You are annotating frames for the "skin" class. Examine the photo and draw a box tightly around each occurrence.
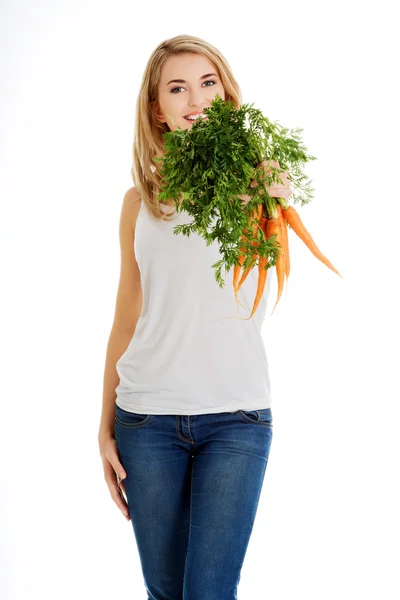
[152,52,227,131]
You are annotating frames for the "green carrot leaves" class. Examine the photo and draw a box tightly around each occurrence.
[154,94,317,288]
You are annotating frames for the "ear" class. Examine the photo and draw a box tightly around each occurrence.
[150,100,165,123]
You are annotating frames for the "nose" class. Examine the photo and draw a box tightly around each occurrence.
[188,89,208,108]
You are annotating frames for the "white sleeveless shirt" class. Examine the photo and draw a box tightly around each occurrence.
[115,199,274,415]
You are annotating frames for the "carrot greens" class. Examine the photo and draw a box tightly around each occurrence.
[154,95,341,318]
[155,95,315,288]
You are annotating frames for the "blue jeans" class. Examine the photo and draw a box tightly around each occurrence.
[115,405,273,600]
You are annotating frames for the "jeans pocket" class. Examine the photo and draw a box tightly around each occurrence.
[238,408,273,427]
[115,405,153,428]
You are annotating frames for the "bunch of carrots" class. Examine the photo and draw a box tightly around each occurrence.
[232,164,343,321]
[155,95,343,320]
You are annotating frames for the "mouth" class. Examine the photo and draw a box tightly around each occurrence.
[183,113,208,122]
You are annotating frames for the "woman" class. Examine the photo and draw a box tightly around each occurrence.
[98,34,291,599]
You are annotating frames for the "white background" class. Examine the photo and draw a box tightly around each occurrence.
[1,1,399,598]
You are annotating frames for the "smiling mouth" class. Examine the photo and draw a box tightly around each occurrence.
[183,114,208,121]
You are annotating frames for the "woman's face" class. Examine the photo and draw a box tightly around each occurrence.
[153,52,227,131]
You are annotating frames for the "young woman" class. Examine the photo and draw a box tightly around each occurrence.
[98,34,291,600]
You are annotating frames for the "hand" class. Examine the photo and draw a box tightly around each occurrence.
[99,433,130,521]
[238,159,292,206]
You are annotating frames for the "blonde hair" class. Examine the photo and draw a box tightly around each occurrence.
[131,34,243,221]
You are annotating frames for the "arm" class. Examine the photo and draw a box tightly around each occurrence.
[98,186,143,442]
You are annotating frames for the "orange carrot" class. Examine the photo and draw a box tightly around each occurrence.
[282,205,343,278]
[233,203,263,306]
[235,205,263,289]
[215,200,342,325]
[233,233,249,310]
[215,213,271,323]
[266,214,286,314]
[235,216,268,305]
[232,217,270,321]
[241,255,269,320]
[276,204,290,281]
[237,239,260,289]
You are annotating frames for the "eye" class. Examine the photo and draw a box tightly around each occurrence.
[170,80,217,93]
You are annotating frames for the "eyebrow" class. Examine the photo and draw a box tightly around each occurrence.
[166,73,218,86]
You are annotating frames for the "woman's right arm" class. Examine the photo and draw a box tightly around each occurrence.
[98,186,142,520]
[98,186,143,441]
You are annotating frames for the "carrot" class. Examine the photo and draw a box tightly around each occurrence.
[233,204,263,306]
[282,205,343,278]
[235,216,267,309]
[244,207,289,317]
[276,204,290,281]
[238,208,286,320]
[233,233,249,310]
[237,239,260,289]
[266,214,286,314]
[213,211,276,323]
[241,243,270,320]
[228,217,270,322]
[215,199,342,325]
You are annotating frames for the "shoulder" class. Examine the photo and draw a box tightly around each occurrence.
[122,186,142,228]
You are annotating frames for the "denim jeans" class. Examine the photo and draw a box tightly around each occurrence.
[115,404,273,600]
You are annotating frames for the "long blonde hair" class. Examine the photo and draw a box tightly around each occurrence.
[131,34,242,221]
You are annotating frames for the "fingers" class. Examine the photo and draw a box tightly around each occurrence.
[102,441,131,521]
[243,160,291,203]
[237,192,252,206]
[105,460,131,521]
[255,160,292,199]
[268,185,292,200]
[269,169,292,198]
[257,159,279,169]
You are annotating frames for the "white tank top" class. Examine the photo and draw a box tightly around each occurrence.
[115,199,274,415]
